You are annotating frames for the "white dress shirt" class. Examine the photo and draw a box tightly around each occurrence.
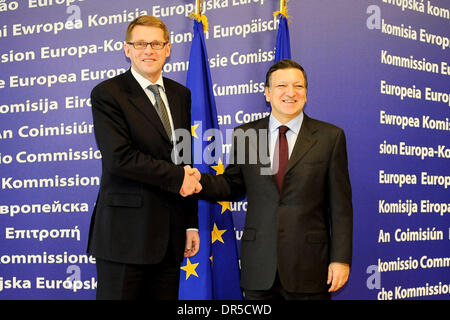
[130,67,176,143]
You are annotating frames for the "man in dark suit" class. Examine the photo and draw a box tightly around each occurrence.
[187,59,353,300]
[87,15,200,300]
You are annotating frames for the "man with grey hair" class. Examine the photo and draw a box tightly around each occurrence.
[188,59,353,300]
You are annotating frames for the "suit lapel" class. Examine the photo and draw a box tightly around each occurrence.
[251,117,278,189]
[163,78,182,130]
[261,117,271,162]
[253,117,271,168]
[123,70,171,143]
[285,114,318,174]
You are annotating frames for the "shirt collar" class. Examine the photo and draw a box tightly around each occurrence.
[130,67,165,92]
[269,112,304,134]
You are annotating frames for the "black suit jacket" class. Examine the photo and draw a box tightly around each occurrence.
[87,69,198,265]
[200,114,353,293]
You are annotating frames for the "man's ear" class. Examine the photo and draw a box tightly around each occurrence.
[264,87,270,102]
[124,42,131,58]
[165,43,172,58]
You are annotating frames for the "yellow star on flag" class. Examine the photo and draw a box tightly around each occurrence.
[211,223,226,244]
[191,124,200,139]
[218,201,231,214]
[211,158,225,175]
[180,258,199,280]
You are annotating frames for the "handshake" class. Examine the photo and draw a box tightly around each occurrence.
[179,165,202,197]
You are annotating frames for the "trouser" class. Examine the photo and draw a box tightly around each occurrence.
[95,246,180,300]
[244,272,331,300]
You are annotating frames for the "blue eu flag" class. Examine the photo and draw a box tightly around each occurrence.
[178,19,243,300]
[275,13,291,61]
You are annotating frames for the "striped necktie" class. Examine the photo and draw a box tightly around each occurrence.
[147,84,172,140]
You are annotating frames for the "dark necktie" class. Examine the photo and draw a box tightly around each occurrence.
[274,125,289,192]
[147,84,173,140]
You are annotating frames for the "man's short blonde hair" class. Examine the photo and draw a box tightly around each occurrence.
[125,15,170,42]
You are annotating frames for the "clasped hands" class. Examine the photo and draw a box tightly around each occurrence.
[179,165,202,197]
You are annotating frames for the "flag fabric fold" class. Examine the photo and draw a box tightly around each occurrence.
[274,13,291,61]
[178,19,242,300]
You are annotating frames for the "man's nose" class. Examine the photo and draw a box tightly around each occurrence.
[143,44,155,54]
[285,85,295,96]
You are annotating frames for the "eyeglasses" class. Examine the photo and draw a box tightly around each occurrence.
[126,41,168,50]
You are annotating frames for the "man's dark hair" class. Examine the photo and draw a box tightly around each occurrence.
[265,59,308,89]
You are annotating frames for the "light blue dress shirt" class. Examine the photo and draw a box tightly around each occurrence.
[268,112,304,170]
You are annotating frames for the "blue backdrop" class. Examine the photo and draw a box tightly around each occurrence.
[0,0,449,300]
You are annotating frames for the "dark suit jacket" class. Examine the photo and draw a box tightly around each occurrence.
[87,69,198,265]
[200,114,352,293]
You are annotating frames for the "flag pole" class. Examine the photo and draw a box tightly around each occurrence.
[195,0,201,15]
[190,0,208,32]
[275,0,289,22]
